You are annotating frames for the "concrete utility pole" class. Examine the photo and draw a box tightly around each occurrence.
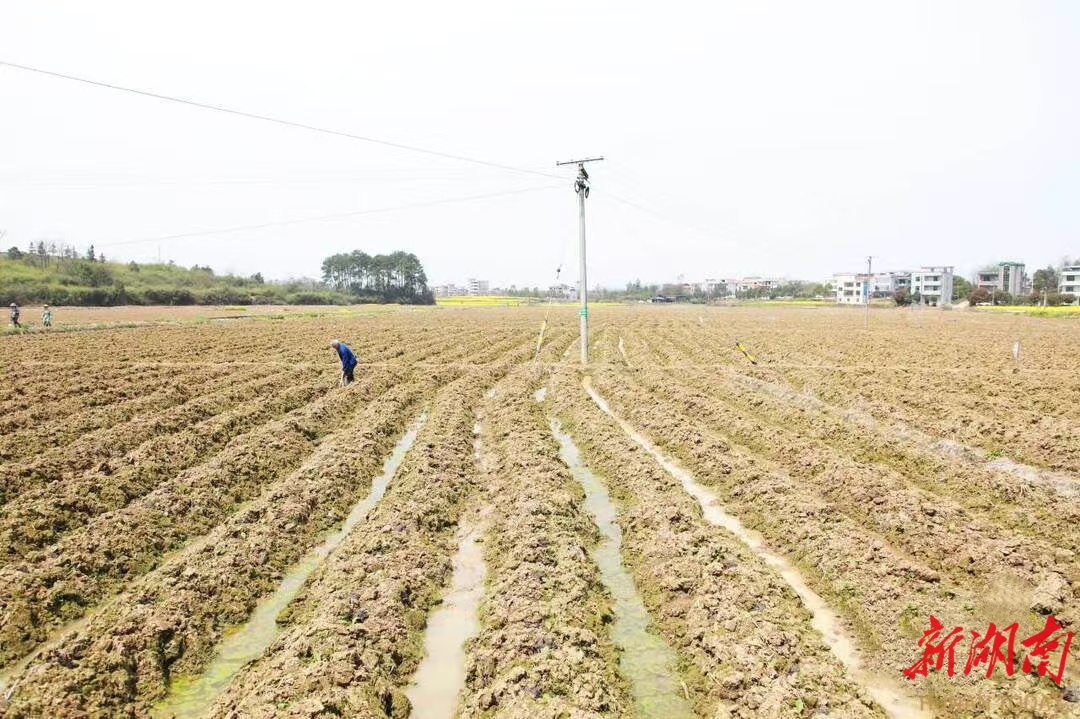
[556,156,604,365]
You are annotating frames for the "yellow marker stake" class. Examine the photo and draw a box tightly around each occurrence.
[735,340,758,365]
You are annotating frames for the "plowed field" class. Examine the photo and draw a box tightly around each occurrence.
[0,306,1076,718]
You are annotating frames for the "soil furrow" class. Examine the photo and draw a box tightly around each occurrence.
[0,364,286,516]
[588,366,1072,714]
[204,368,500,718]
[0,367,308,561]
[0,367,406,669]
[0,375,444,718]
[627,367,1078,608]
[456,367,632,718]
[549,367,883,718]
[0,365,192,465]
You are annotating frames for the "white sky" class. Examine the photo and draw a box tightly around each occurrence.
[1,1,1078,288]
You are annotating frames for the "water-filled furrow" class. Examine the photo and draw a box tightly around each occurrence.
[583,378,924,719]
[150,413,426,718]
[550,418,694,719]
[403,523,487,719]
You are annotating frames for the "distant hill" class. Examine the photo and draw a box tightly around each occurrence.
[1,246,431,306]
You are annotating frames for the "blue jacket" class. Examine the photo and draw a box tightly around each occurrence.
[336,342,357,370]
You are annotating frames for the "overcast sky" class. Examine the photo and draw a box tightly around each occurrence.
[2,1,1078,288]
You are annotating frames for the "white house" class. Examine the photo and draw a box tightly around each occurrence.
[466,278,490,295]
[433,283,468,297]
[549,282,576,299]
[911,266,954,306]
[834,273,871,305]
[1061,265,1080,301]
[734,277,784,296]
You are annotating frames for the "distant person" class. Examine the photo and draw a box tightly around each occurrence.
[9,303,20,328]
[330,339,357,386]
[41,304,53,328]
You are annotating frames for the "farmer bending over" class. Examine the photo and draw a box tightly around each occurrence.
[331,339,358,386]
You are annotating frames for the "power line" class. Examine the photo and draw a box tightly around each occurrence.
[98,185,559,248]
[0,172,526,188]
[0,60,564,181]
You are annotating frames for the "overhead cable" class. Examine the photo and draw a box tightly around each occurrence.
[0,60,564,181]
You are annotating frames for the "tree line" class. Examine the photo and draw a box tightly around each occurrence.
[1,245,346,306]
[320,251,433,304]
[2,241,435,307]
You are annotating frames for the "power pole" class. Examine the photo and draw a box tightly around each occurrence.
[556,156,604,365]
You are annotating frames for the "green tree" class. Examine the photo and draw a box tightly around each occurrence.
[952,276,971,301]
[6,246,23,260]
[894,287,911,306]
[319,250,432,303]
[1032,266,1058,293]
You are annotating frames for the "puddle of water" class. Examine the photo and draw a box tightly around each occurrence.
[550,419,694,719]
[404,524,486,719]
[582,380,927,719]
[151,413,426,719]
[534,386,547,402]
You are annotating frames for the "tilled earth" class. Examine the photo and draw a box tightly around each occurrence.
[0,305,1076,718]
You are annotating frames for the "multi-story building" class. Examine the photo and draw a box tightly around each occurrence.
[1061,265,1080,301]
[693,278,726,296]
[871,271,911,297]
[911,266,954,306]
[734,277,784,296]
[549,282,576,299]
[466,278,490,295]
[833,273,871,305]
[973,262,1025,296]
[433,283,468,297]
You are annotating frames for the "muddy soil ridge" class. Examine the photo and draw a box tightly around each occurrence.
[1,306,1076,717]
[204,367,507,718]
[0,377,439,717]
[456,366,633,718]
[552,368,884,718]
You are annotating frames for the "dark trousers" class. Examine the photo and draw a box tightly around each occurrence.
[343,365,355,384]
